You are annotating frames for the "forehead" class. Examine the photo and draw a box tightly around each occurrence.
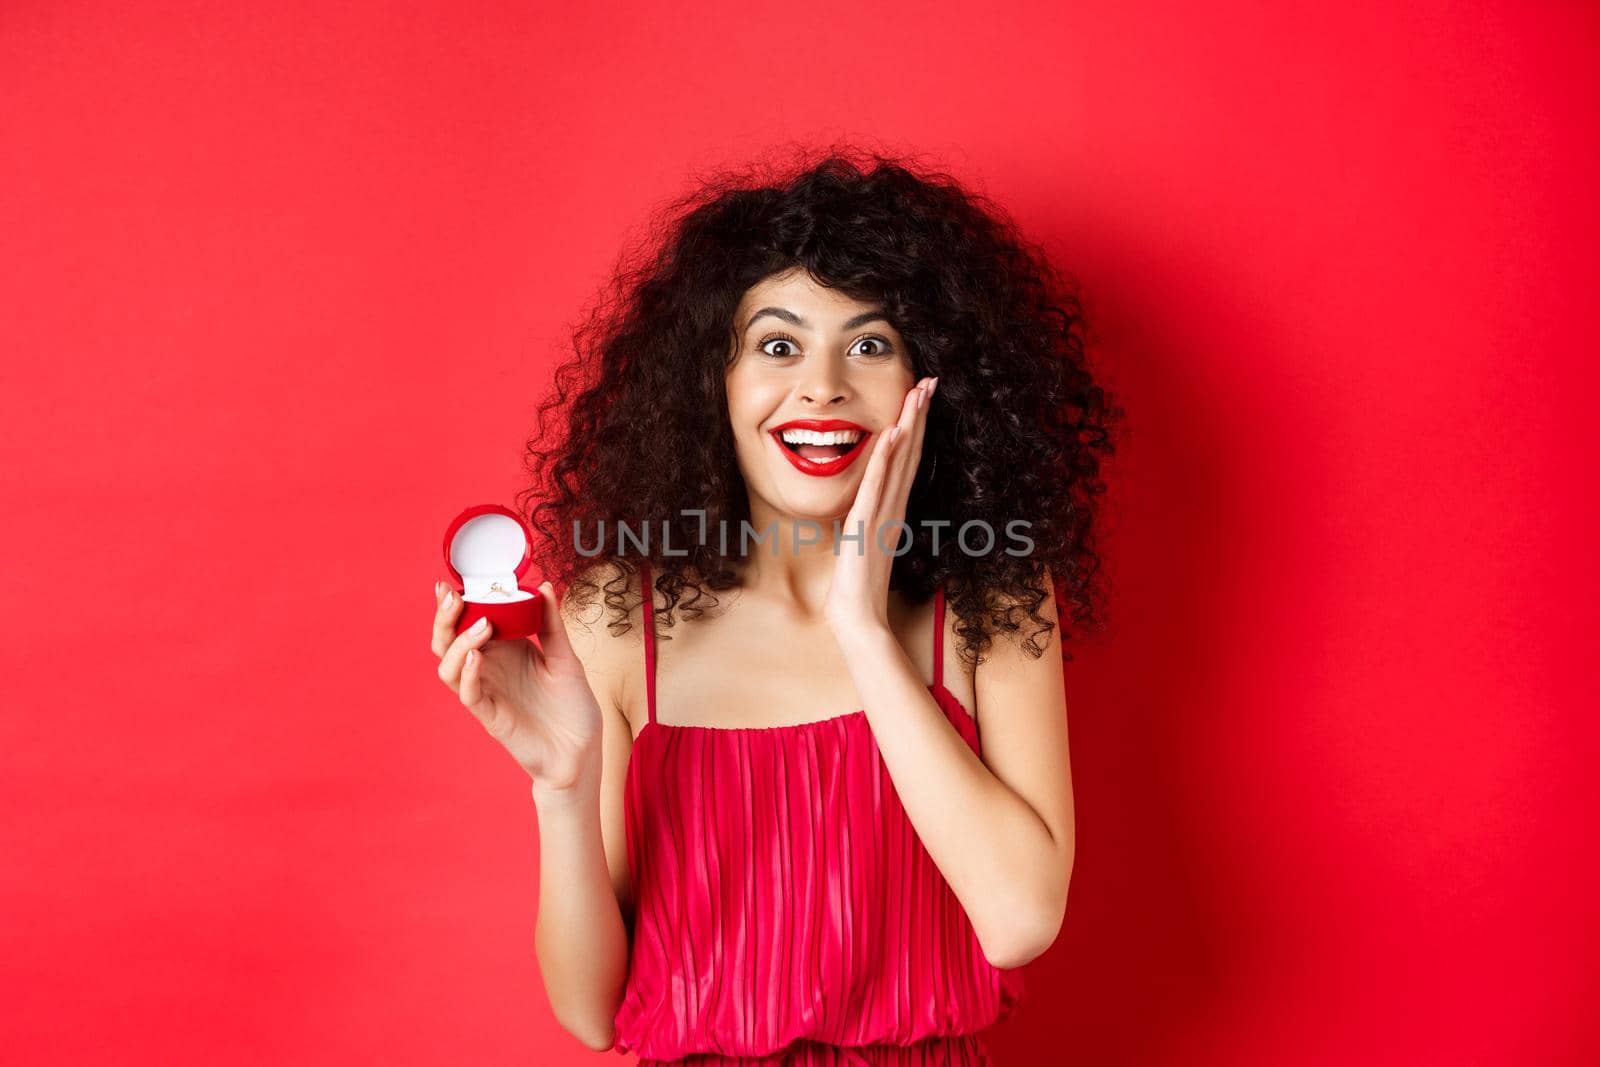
[734,269,884,327]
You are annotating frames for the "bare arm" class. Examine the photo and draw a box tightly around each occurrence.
[530,734,630,1049]
[824,378,1075,969]
[430,572,637,1051]
[836,571,1075,969]
[529,580,637,1050]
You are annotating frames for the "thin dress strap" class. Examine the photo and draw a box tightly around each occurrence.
[640,560,657,725]
[932,584,945,691]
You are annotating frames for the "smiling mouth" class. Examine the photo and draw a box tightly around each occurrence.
[769,424,871,476]
[777,433,864,462]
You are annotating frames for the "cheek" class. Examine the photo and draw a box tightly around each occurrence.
[867,378,915,422]
[723,370,749,419]
[725,370,781,431]
[723,385,755,436]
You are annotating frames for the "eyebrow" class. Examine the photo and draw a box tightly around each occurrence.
[744,306,893,333]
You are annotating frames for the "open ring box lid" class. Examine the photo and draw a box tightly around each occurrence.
[442,504,543,641]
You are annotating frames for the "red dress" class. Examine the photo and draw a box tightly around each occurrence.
[612,563,1027,1065]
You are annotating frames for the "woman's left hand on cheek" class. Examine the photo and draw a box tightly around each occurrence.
[824,375,938,636]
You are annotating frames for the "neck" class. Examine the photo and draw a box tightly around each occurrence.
[737,497,862,616]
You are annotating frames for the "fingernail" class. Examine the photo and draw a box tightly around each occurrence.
[470,616,489,633]
[435,580,444,600]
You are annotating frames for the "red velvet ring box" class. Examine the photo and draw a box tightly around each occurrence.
[442,504,543,641]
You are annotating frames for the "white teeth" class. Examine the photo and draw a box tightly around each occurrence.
[778,428,863,446]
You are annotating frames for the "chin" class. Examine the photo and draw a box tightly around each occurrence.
[758,476,857,525]
[778,490,854,524]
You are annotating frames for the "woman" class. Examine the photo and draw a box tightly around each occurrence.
[430,149,1120,1064]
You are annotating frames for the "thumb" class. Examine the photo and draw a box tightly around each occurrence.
[533,580,577,663]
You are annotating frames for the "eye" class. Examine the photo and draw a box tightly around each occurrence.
[853,335,895,358]
[754,332,897,359]
[757,331,801,358]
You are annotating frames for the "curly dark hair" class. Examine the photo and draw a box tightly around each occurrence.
[516,144,1123,667]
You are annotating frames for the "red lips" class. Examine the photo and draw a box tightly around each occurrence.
[768,419,872,478]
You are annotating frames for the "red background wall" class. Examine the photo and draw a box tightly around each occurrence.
[2,2,1593,1063]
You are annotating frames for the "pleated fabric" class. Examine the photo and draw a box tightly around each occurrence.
[612,563,1027,1065]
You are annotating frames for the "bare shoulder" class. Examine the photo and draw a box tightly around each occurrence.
[970,565,1074,880]
[978,567,1062,655]
[558,560,648,738]
[558,560,650,923]
[971,567,1070,762]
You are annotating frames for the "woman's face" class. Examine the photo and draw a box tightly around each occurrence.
[725,268,916,523]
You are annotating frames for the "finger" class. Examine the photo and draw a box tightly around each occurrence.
[897,377,936,501]
[431,585,464,658]
[459,646,483,706]
[458,647,500,732]
[531,580,576,665]
[847,381,922,536]
[848,424,900,544]
[437,614,496,693]
[909,376,935,460]
[879,379,932,517]
[883,436,922,523]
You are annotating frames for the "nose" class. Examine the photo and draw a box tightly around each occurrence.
[798,357,849,407]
